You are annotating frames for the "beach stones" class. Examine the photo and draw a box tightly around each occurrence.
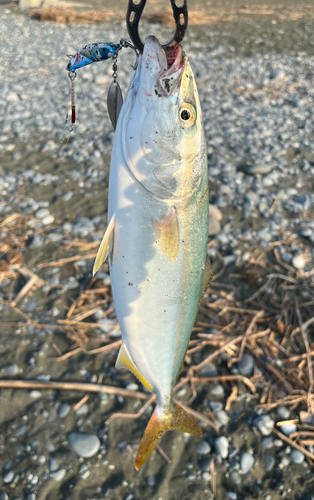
[68,432,100,458]
[237,354,255,376]
[214,436,229,458]
[240,452,254,474]
[196,441,211,456]
[254,415,274,436]
[58,403,71,418]
[291,449,305,464]
[265,454,275,471]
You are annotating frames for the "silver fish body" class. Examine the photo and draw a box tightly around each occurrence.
[94,35,210,468]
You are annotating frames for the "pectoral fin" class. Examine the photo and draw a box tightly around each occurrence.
[93,216,115,276]
[154,207,179,262]
[116,343,152,392]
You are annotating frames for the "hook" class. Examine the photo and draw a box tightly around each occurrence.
[126,0,188,53]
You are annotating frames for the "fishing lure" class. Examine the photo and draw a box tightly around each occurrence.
[67,42,120,72]
[66,40,137,129]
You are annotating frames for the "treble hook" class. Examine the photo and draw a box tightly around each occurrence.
[126,0,188,54]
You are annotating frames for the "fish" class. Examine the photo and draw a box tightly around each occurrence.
[93,35,211,469]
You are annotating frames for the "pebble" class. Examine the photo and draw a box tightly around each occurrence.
[4,364,19,376]
[75,404,89,416]
[276,406,291,420]
[211,384,224,396]
[42,214,55,225]
[63,191,73,201]
[49,456,59,472]
[145,476,156,487]
[0,492,9,500]
[265,454,275,471]
[125,383,139,392]
[254,415,274,436]
[196,441,211,456]
[208,204,223,221]
[292,255,306,270]
[64,277,79,290]
[281,456,289,467]
[237,164,273,175]
[26,494,36,500]
[6,91,19,101]
[214,436,229,458]
[237,353,255,376]
[29,390,42,399]
[208,216,221,236]
[3,470,14,483]
[291,449,305,464]
[202,471,211,482]
[68,432,100,458]
[208,401,223,412]
[58,403,71,418]
[228,493,237,500]
[280,423,297,435]
[240,452,254,474]
[35,208,50,219]
[50,469,67,481]
[199,458,211,471]
[201,363,218,377]
[215,410,229,428]
[229,470,241,486]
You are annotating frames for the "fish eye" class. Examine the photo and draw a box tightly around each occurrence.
[179,103,196,127]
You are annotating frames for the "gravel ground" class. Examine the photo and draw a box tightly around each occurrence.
[0,3,314,500]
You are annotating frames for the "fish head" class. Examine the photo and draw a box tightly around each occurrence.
[123,35,206,199]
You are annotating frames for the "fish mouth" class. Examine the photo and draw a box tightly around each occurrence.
[141,35,185,97]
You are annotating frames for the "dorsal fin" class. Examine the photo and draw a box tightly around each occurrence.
[93,215,115,276]
[116,343,153,392]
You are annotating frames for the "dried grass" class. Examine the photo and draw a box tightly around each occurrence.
[31,7,107,25]
[1,206,314,463]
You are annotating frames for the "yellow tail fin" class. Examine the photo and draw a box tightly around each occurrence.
[135,402,202,470]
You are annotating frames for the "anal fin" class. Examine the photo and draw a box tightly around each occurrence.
[116,343,152,392]
[93,215,115,276]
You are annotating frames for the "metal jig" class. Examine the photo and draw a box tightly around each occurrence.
[126,0,188,54]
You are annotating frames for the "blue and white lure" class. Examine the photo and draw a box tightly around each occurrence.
[66,39,137,129]
[67,42,120,72]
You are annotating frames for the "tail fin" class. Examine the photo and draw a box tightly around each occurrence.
[135,402,202,470]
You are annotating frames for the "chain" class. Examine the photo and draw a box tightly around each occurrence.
[112,53,118,83]
[68,70,77,124]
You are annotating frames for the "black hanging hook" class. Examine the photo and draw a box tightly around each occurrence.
[126,0,188,54]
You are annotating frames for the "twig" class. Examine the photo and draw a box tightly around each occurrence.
[296,306,314,413]
[0,296,33,322]
[210,460,216,495]
[73,394,89,412]
[225,386,238,412]
[83,340,122,356]
[156,445,172,465]
[192,375,256,394]
[0,379,147,399]
[36,252,97,268]
[11,275,38,308]
[231,310,264,365]
[273,429,314,461]
[106,395,156,424]
[178,402,219,434]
